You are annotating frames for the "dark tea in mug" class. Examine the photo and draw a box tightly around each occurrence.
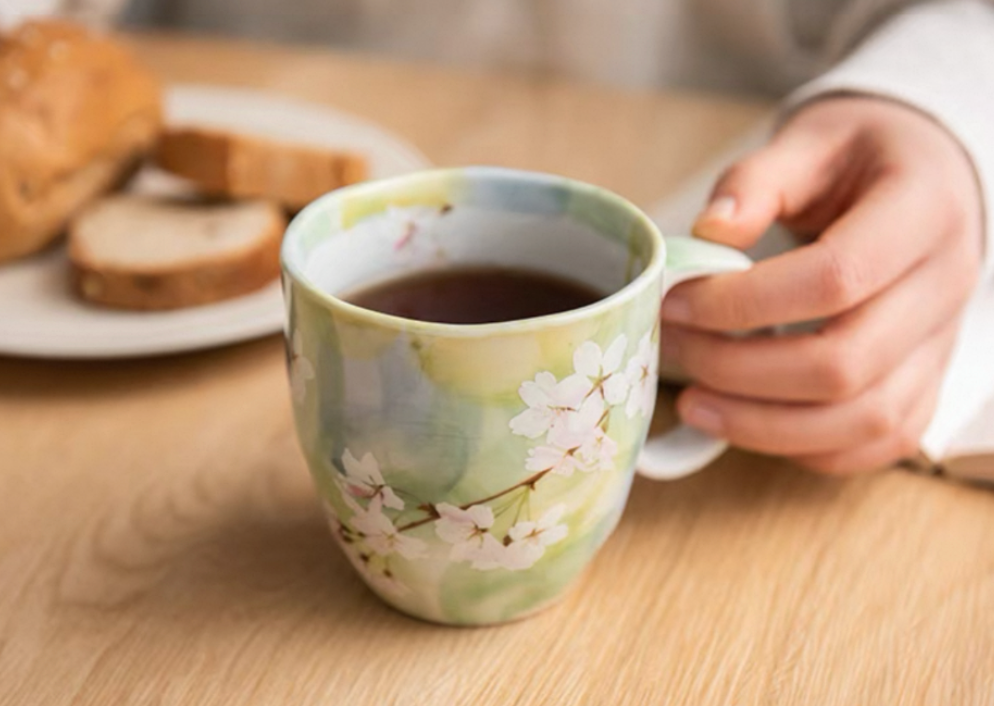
[346,266,605,324]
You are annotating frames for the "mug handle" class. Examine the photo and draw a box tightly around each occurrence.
[637,237,753,480]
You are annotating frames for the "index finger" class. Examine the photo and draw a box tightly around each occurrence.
[661,175,948,331]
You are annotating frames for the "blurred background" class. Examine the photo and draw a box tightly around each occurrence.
[1,0,833,96]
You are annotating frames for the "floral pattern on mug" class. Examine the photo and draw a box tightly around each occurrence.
[320,329,659,595]
[281,167,685,624]
[625,332,659,419]
[337,449,405,510]
[513,333,650,478]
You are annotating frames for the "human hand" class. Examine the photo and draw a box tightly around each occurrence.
[661,96,984,474]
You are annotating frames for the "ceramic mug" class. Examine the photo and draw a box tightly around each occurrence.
[281,167,751,625]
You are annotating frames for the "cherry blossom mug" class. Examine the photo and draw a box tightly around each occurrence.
[281,167,750,625]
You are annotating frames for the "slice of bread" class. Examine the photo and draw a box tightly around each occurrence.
[155,127,368,212]
[0,20,163,264]
[69,195,286,310]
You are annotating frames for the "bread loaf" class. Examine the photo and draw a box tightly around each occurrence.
[0,21,163,263]
[69,195,286,310]
[155,127,367,212]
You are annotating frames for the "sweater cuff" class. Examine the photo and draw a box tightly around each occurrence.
[784,0,994,276]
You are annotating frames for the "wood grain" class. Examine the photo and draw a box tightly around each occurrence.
[2,33,993,706]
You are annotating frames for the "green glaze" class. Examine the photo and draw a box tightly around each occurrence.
[282,168,665,625]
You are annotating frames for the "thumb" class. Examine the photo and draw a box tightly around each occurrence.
[692,129,840,249]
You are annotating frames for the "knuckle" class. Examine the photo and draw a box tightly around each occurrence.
[815,244,869,313]
[812,341,865,399]
[861,401,900,440]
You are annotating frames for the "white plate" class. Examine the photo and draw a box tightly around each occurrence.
[0,84,431,359]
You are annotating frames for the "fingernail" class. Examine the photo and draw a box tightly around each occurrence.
[661,292,691,323]
[682,398,725,435]
[699,196,737,223]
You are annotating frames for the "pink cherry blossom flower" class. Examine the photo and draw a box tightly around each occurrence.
[525,421,594,476]
[625,332,658,419]
[350,497,426,560]
[503,504,569,570]
[526,394,613,476]
[434,503,508,570]
[337,449,404,510]
[454,532,508,570]
[509,371,589,438]
[572,335,629,405]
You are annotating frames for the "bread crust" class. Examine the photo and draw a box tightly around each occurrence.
[69,199,286,310]
[0,21,163,264]
[155,127,368,211]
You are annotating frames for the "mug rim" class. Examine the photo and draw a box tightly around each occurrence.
[280,166,666,337]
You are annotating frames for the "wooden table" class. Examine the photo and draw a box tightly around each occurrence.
[2,34,993,706]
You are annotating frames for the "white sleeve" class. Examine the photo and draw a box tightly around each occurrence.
[784,0,994,474]
[785,0,994,276]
